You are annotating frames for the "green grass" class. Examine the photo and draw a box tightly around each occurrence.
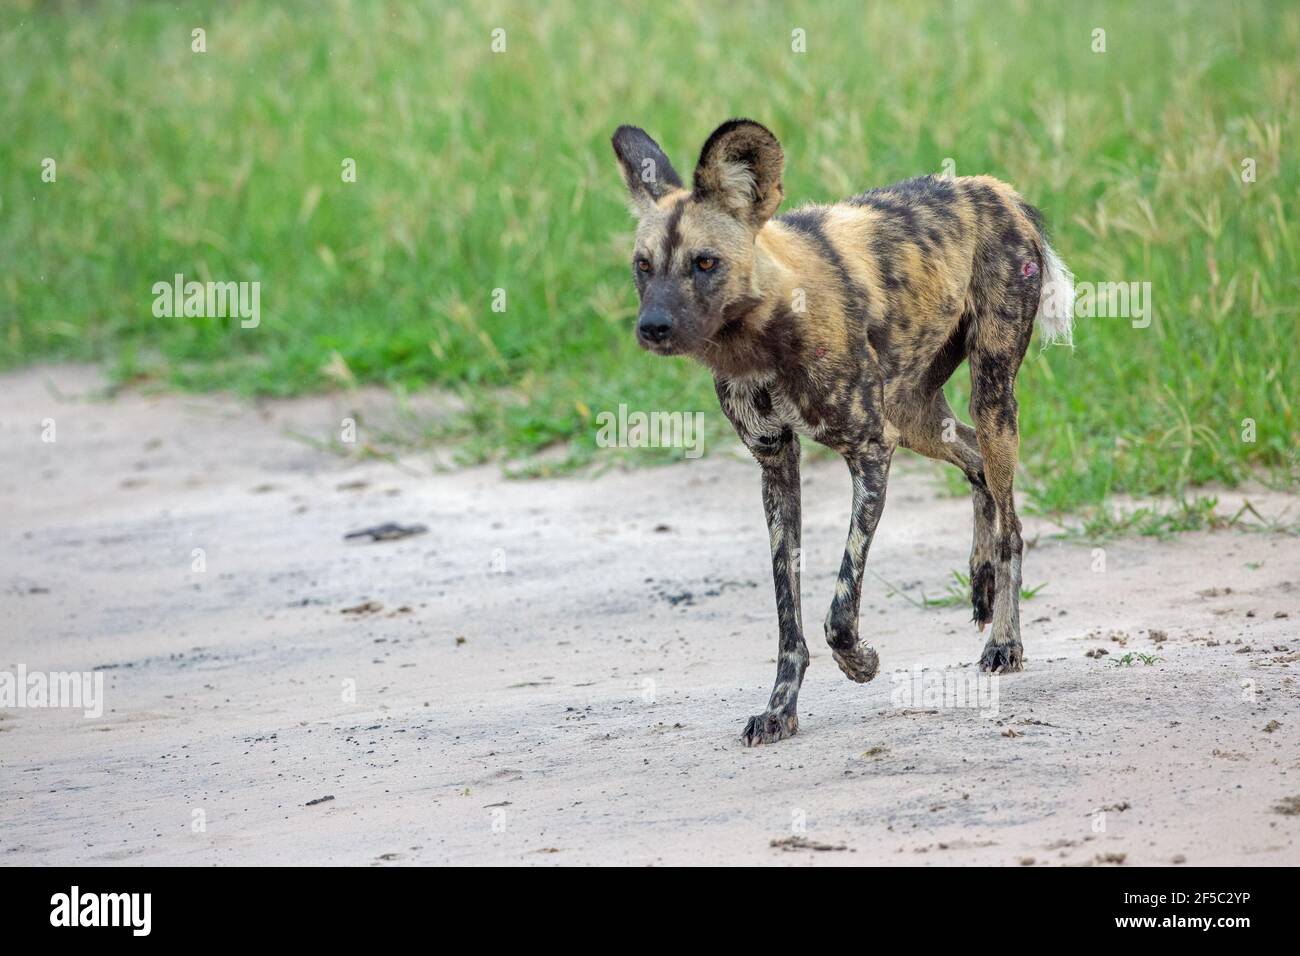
[2,0,1296,513]
[1048,494,1300,540]
[871,569,1045,609]
[1111,652,1162,667]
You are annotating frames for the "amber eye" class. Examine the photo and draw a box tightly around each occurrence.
[636,259,651,273]
[695,257,716,272]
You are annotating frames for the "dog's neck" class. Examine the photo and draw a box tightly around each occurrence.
[694,226,800,381]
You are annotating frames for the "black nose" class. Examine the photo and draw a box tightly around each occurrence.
[638,311,673,343]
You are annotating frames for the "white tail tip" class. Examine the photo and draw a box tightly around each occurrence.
[1037,243,1075,347]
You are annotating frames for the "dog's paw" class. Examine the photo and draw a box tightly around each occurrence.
[741,710,799,746]
[978,639,1024,674]
[832,642,880,683]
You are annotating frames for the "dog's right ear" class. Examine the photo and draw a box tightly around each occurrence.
[611,125,683,215]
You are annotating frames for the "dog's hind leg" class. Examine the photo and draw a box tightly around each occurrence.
[824,436,895,683]
[897,392,998,629]
[969,334,1032,674]
[741,432,809,746]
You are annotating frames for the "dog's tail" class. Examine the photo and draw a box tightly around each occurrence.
[1035,240,1076,348]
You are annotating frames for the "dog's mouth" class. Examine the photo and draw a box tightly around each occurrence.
[636,325,691,355]
[636,316,728,358]
[637,335,684,356]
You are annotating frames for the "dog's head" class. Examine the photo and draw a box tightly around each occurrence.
[610,119,784,356]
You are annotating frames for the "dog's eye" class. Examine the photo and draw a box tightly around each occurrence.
[636,259,652,273]
[695,257,717,272]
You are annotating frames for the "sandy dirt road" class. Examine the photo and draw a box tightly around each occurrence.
[1,364,1298,866]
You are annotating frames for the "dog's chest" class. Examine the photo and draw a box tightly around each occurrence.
[716,376,821,445]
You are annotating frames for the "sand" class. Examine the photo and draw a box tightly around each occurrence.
[1,364,1297,865]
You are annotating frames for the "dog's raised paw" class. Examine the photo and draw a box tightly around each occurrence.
[979,639,1024,674]
[741,710,798,746]
[832,642,880,683]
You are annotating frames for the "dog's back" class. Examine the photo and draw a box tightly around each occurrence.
[767,174,1072,406]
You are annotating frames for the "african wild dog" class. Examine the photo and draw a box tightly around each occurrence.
[611,119,1075,746]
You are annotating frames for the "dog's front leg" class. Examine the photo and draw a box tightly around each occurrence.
[825,439,895,683]
[741,434,808,746]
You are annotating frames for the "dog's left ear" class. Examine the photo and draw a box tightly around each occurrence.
[693,119,784,227]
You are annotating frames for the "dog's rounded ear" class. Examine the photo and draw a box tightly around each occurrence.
[611,126,683,216]
[693,119,784,227]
